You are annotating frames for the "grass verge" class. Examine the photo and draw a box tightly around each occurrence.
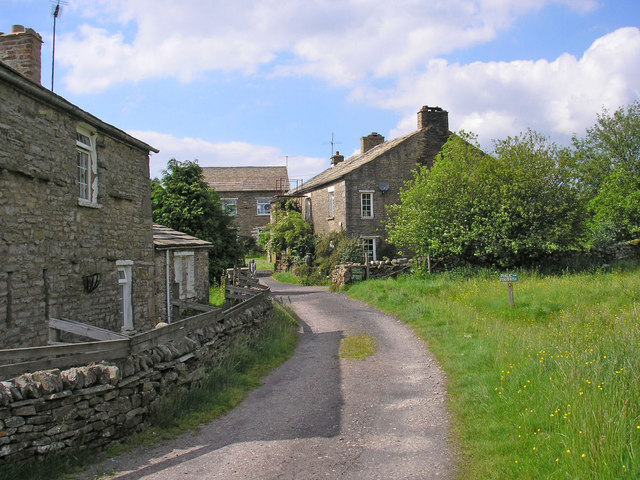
[347,266,640,479]
[340,333,376,360]
[0,302,299,480]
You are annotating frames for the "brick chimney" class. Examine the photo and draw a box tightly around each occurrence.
[417,106,449,135]
[0,25,43,84]
[361,132,385,154]
[331,151,345,166]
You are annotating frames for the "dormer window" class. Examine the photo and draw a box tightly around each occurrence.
[76,126,99,206]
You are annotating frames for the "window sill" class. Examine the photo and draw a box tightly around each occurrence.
[78,199,103,209]
[327,216,334,221]
[361,216,374,220]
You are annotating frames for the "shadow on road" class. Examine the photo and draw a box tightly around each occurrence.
[97,315,343,480]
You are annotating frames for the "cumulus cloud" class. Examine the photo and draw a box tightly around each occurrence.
[58,0,596,92]
[385,27,640,146]
[129,130,326,182]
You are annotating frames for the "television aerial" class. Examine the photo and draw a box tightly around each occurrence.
[50,0,68,92]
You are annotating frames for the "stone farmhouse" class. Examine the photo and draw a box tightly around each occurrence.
[288,106,450,261]
[153,224,212,324]
[202,166,289,240]
[0,25,166,348]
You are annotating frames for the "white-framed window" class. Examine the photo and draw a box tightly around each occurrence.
[360,191,374,219]
[361,237,377,262]
[174,251,195,299]
[257,199,271,216]
[76,126,98,206]
[116,260,133,332]
[328,191,335,218]
[221,198,238,216]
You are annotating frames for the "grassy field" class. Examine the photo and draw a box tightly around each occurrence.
[348,266,640,479]
[1,303,299,480]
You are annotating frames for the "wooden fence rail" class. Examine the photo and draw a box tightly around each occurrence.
[0,287,268,380]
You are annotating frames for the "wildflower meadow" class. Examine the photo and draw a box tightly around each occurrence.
[348,266,640,479]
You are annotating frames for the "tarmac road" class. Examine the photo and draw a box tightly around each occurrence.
[77,274,457,480]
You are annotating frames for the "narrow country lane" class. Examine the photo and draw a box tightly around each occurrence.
[77,274,457,480]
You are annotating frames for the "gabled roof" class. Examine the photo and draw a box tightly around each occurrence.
[0,61,158,154]
[290,130,421,194]
[153,224,212,249]
[202,166,289,192]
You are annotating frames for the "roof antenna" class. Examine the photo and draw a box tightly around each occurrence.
[324,132,342,157]
[50,0,67,92]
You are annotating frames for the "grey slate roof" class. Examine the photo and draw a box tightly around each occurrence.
[153,224,212,249]
[201,166,289,192]
[290,130,421,194]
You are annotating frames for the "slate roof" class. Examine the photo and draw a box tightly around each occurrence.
[289,130,421,195]
[153,224,212,249]
[201,166,289,192]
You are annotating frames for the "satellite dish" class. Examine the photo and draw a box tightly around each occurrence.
[378,182,390,193]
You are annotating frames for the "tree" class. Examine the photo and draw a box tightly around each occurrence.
[152,159,243,282]
[573,101,640,245]
[387,131,585,267]
[259,208,315,262]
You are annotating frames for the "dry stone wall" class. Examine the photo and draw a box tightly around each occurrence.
[332,258,413,286]
[0,294,272,464]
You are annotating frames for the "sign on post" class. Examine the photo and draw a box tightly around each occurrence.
[500,273,519,283]
[500,273,518,307]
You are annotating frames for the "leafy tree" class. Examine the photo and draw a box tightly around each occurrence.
[572,101,640,245]
[572,101,640,195]
[152,159,243,282]
[259,208,315,262]
[387,131,585,267]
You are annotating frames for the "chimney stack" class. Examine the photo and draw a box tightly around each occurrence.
[0,25,43,84]
[361,132,385,154]
[331,151,344,166]
[417,106,449,134]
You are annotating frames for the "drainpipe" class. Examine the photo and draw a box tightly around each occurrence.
[166,249,171,324]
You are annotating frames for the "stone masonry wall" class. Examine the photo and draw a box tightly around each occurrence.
[0,293,272,464]
[332,258,413,286]
[0,73,156,347]
[220,190,274,238]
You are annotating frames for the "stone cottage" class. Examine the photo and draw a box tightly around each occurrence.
[0,25,159,347]
[201,166,289,240]
[153,224,212,324]
[288,106,450,261]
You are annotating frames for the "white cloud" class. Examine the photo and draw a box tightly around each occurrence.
[57,0,596,92]
[385,27,640,147]
[129,130,326,183]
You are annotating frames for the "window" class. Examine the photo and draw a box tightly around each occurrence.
[361,191,373,218]
[222,198,238,216]
[257,199,271,216]
[305,197,312,222]
[76,126,98,205]
[361,237,376,262]
[116,261,133,332]
[328,191,335,218]
[174,251,195,299]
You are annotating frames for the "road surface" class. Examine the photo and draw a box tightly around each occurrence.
[77,274,457,479]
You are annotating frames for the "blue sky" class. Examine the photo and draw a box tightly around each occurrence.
[2,0,639,183]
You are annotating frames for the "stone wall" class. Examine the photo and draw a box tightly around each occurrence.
[332,258,413,286]
[0,293,272,464]
[0,66,156,347]
[220,190,274,238]
[303,180,347,236]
